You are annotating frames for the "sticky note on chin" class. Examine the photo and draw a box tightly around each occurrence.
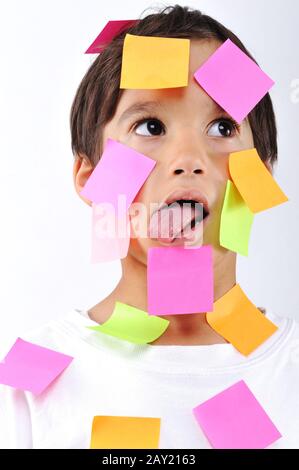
[87,301,169,344]
[90,416,161,449]
[193,380,282,449]
[147,245,214,315]
[229,148,288,213]
[0,338,73,395]
[220,180,254,256]
[206,284,277,355]
[194,39,274,123]
[120,34,190,89]
[85,20,136,54]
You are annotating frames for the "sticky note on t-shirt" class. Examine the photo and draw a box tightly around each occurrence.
[85,20,136,53]
[220,180,254,256]
[80,138,156,207]
[87,301,169,344]
[0,338,73,395]
[147,245,213,315]
[194,39,274,123]
[206,284,277,355]
[229,148,288,213]
[193,380,282,448]
[120,34,190,89]
[90,416,161,448]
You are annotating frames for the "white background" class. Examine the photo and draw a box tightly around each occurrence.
[0,0,298,355]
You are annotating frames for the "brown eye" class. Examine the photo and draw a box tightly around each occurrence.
[208,119,238,137]
[135,119,165,136]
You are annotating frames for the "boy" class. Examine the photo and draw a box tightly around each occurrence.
[1,5,298,449]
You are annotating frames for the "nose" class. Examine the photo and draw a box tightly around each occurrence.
[169,150,205,176]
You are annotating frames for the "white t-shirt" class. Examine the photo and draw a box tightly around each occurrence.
[0,308,299,449]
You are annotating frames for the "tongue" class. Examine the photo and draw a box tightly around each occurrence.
[149,202,203,243]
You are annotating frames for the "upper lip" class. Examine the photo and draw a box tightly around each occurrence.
[153,187,210,216]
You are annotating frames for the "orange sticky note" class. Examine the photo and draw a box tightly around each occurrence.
[120,34,190,89]
[90,416,161,449]
[206,284,278,355]
[229,148,288,213]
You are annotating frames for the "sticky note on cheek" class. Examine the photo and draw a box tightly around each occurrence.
[90,416,161,449]
[220,180,254,256]
[120,34,190,89]
[229,148,288,213]
[193,380,282,448]
[0,338,73,395]
[193,39,274,123]
[206,284,277,355]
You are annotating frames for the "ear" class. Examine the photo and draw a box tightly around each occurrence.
[73,154,94,206]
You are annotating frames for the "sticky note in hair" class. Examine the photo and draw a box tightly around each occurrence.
[80,139,156,207]
[90,415,161,449]
[220,180,254,256]
[147,245,213,315]
[85,20,137,53]
[193,380,282,448]
[120,34,190,89]
[206,284,277,355]
[194,39,274,123]
[87,301,169,343]
[0,338,73,395]
[229,148,288,213]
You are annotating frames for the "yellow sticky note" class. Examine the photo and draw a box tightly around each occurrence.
[229,148,288,213]
[220,180,254,256]
[87,301,169,344]
[120,34,190,89]
[207,284,278,355]
[90,416,161,449]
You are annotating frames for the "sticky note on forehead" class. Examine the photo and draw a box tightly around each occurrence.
[80,139,156,208]
[194,39,274,123]
[85,20,137,54]
[90,416,161,449]
[120,34,190,89]
[147,245,213,315]
[206,284,278,355]
[229,148,288,213]
[193,380,282,448]
[220,180,254,256]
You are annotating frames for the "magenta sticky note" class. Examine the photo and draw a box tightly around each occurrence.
[147,245,213,315]
[85,20,137,54]
[193,380,282,449]
[80,139,156,208]
[194,39,274,123]
[0,338,73,395]
[91,202,130,262]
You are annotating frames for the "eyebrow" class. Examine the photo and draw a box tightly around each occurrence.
[118,101,163,124]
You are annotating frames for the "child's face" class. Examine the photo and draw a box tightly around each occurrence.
[102,39,254,265]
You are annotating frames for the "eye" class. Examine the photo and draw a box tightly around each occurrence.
[207,119,240,138]
[134,118,165,136]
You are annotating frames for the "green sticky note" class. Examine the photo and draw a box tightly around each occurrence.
[220,180,254,256]
[87,301,169,344]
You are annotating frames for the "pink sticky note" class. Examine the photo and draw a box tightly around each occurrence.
[91,202,130,262]
[85,20,137,54]
[80,139,156,208]
[0,338,73,395]
[147,245,213,315]
[193,380,282,449]
[194,39,274,123]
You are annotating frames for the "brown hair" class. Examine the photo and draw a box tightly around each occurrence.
[70,4,277,167]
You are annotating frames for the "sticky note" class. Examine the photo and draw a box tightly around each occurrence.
[90,416,161,449]
[0,338,73,395]
[147,245,213,315]
[87,301,169,344]
[85,20,137,53]
[206,284,277,355]
[229,148,288,213]
[193,380,282,448]
[91,202,130,263]
[80,138,156,207]
[220,180,254,256]
[120,34,190,89]
[194,39,274,123]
